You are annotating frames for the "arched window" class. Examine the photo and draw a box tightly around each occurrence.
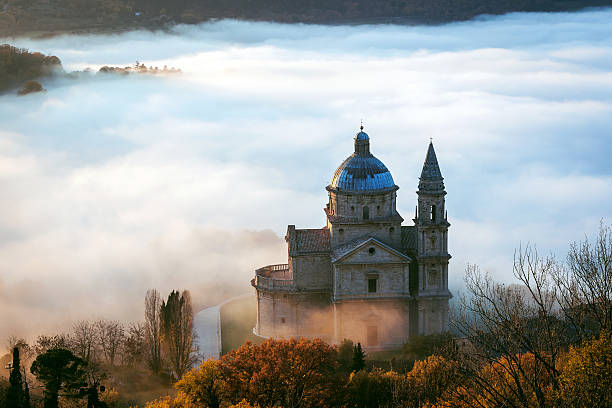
[363,206,370,220]
[389,227,395,239]
[431,205,437,222]
[338,228,344,242]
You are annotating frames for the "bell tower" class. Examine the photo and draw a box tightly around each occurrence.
[414,141,451,334]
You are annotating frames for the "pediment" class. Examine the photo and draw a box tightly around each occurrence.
[332,237,412,264]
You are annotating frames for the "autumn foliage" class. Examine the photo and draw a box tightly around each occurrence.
[557,331,612,407]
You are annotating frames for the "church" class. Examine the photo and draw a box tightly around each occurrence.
[251,126,451,350]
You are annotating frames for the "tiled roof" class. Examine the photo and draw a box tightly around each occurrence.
[286,226,330,256]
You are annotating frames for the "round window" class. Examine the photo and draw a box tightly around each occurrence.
[368,247,376,255]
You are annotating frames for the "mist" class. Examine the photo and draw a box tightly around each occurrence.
[1,9,611,340]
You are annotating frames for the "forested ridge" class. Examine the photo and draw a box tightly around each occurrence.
[0,45,61,94]
[1,0,611,37]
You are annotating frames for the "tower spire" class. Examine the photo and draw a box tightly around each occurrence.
[420,141,443,181]
[418,141,444,193]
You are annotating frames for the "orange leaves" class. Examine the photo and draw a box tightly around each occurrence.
[219,338,340,408]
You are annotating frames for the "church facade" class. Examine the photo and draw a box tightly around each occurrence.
[251,127,451,349]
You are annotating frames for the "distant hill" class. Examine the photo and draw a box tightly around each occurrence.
[0,0,611,36]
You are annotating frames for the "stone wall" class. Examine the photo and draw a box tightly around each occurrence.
[291,254,333,290]
[334,299,411,349]
[255,289,333,341]
[417,297,449,335]
[329,190,397,220]
[330,221,403,248]
[333,263,409,299]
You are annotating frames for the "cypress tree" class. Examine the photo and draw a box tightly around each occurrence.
[352,342,366,371]
[23,378,31,408]
[7,347,24,408]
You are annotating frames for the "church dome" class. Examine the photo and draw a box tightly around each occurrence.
[355,130,369,141]
[330,128,396,192]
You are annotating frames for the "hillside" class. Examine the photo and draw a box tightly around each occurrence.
[1,0,611,37]
[0,44,62,93]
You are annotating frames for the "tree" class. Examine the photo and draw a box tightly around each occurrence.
[175,360,226,408]
[7,347,25,408]
[552,221,612,340]
[160,290,196,380]
[401,333,453,360]
[30,348,87,408]
[144,396,178,408]
[145,289,163,373]
[399,355,460,408]
[449,248,567,408]
[447,224,612,408]
[95,319,124,366]
[0,377,10,408]
[17,80,45,95]
[35,335,70,355]
[71,321,98,363]
[219,338,341,408]
[352,343,366,372]
[123,322,146,367]
[228,400,258,408]
[5,337,31,358]
[437,352,559,408]
[557,331,612,407]
[23,380,30,408]
[346,369,396,408]
[336,339,354,372]
[6,337,35,373]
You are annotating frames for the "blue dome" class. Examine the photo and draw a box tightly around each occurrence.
[355,131,369,141]
[330,154,395,192]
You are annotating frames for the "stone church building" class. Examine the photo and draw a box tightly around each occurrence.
[251,127,451,350]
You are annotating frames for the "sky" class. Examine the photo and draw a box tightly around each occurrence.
[0,9,611,340]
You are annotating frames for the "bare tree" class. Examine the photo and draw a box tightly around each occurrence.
[5,336,35,387]
[145,289,163,373]
[71,320,98,363]
[5,336,32,359]
[449,246,567,408]
[160,289,196,380]
[95,319,125,366]
[443,223,611,408]
[34,334,70,355]
[123,322,146,367]
[552,221,611,340]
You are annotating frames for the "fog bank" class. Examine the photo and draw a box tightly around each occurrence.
[0,9,611,340]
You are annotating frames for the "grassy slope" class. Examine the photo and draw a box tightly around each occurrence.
[219,295,263,355]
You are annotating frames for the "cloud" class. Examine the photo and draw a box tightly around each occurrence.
[0,8,611,339]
